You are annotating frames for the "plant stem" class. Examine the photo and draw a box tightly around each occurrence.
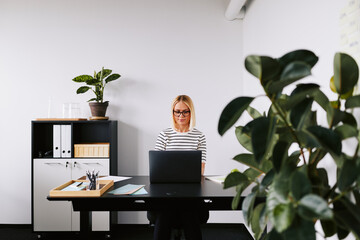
[269,94,307,164]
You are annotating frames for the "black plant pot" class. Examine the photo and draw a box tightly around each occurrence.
[89,102,109,117]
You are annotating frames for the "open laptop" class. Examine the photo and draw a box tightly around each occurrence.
[149,150,202,183]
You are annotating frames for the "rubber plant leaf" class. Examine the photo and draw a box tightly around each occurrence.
[245,55,280,87]
[268,61,312,94]
[278,49,318,69]
[345,95,360,109]
[306,126,342,156]
[333,52,359,94]
[218,97,254,136]
[235,126,253,152]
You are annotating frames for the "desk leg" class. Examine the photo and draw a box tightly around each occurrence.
[80,211,92,239]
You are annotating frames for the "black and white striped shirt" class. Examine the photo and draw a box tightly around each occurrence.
[155,127,207,162]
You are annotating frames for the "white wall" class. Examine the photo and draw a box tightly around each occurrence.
[0,0,245,224]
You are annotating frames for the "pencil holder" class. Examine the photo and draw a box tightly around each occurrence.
[86,170,99,190]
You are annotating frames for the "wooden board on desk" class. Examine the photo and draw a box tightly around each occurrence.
[49,179,113,197]
[36,118,88,121]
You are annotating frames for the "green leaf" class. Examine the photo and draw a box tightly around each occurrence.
[338,159,358,191]
[334,124,358,140]
[249,117,277,164]
[268,62,312,93]
[97,69,112,80]
[245,55,281,87]
[290,98,313,130]
[251,203,267,240]
[272,141,289,173]
[283,217,316,240]
[246,105,262,119]
[306,126,342,156]
[231,189,242,210]
[329,108,357,128]
[223,171,249,189]
[320,220,337,238]
[218,97,254,136]
[333,52,359,94]
[345,95,360,109]
[242,192,257,226]
[282,84,320,110]
[267,176,294,233]
[243,168,262,181]
[290,171,312,201]
[235,126,253,152]
[72,74,93,83]
[272,203,295,232]
[298,194,333,220]
[278,49,318,68]
[76,86,91,94]
[87,98,97,102]
[233,154,260,170]
[334,197,360,238]
[249,117,276,164]
[86,78,101,86]
[260,169,275,190]
[105,73,121,83]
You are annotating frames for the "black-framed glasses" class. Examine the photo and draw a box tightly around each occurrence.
[173,110,190,117]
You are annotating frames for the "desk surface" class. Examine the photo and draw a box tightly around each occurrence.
[48,176,249,211]
[49,176,236,199]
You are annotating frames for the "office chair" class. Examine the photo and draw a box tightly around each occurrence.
[147,210,209,240]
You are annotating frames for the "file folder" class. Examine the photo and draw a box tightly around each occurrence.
[53,125,61,158]
[61,125,72,158]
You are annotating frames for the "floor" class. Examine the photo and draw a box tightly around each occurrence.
[0,224,254,240]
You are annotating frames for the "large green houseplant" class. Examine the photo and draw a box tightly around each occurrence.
[72,67,121,118]
[218,49,360,240]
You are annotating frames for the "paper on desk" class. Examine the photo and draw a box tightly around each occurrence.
[99,176,132,182]
[131,187,148,195]
[108,184,145,195]
[205,175,226,184]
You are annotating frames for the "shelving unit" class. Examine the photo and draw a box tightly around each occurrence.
[31,120,118,236]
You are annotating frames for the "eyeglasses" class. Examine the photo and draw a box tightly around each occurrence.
[173,110,190,117]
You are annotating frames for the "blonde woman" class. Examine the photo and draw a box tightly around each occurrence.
[155,95,207,174]
[152,95,208,240]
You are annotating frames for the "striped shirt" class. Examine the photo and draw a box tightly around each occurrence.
[155,127,207,162]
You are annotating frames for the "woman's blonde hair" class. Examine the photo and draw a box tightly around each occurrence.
[171,95,196,130]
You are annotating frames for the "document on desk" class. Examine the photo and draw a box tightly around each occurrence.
[205,175,226,184]
[99,176,132,182]
[108,184,146,195]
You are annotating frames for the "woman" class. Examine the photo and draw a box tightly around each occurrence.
[152,95,208,240]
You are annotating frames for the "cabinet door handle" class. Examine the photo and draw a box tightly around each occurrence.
[83,162,101,165]
[44,162,62,165]
[73,161,77,167]
[66,161,70,168]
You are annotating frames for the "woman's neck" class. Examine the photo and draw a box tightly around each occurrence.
[174,125,189,133]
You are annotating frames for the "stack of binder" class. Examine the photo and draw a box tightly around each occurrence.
[53,125,71,158]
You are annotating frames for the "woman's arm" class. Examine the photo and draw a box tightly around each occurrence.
[155,131,166,151]
[199,134,207,175]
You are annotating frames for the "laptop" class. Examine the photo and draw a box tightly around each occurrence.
[149,150,202,183]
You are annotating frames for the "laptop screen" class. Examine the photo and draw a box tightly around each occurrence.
[149,150,202,183]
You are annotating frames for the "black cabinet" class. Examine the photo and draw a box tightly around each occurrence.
[31,120,118,233]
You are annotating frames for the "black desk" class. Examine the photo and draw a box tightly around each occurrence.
[48,176,261,239]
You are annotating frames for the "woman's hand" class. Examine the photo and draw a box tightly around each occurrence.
[201,162,205,176]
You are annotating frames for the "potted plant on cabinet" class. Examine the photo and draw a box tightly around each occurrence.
[218,49,360,239]
[72,67,121,119]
